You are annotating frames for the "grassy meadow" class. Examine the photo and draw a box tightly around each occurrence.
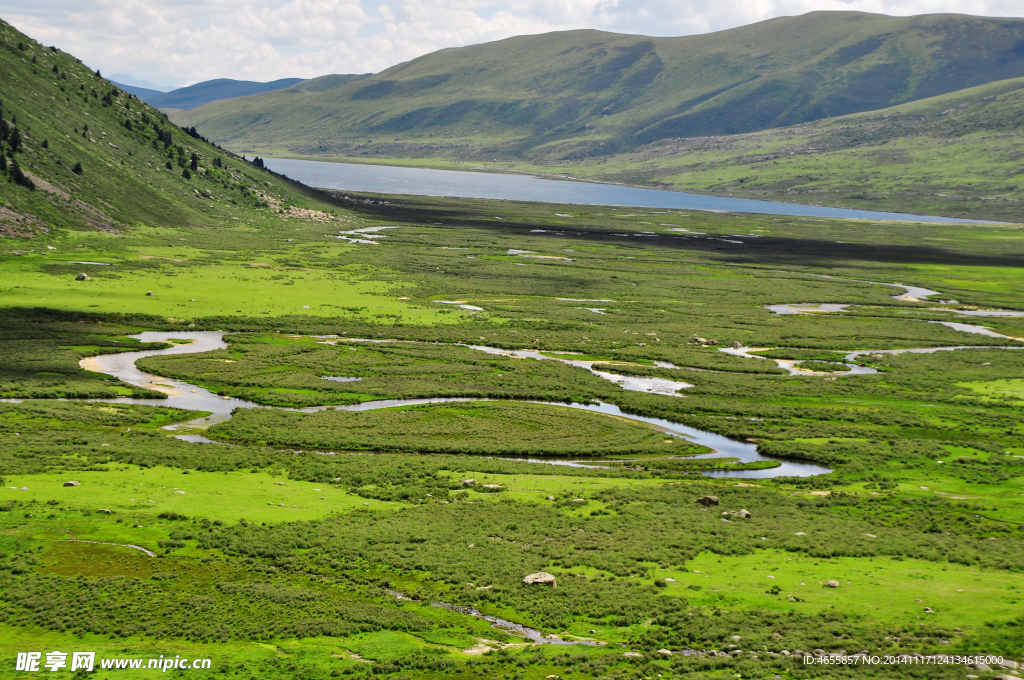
[2,19,1024,678]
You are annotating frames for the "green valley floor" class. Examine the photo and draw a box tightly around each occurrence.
[0,193,1023,680]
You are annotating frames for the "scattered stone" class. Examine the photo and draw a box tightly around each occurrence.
[657,649,673,656]
[973,662,992,671]
[522,572,557,587]
[732,341,743,349]
[622,652,643,659]
[75,273,90,281]
[482,484,504,490]
[824,580,840,588]
[146,291,154,296]
[864,533,877,538]
[97,509,111,514]
[794,531,806,536]
[63,481,80,487]
[461,479,476,486]
[813,649,825,657]
[174,490,186,494]
[664,577,676,583]
[546,495,555,500]
[695,495,720,506]
[998,660,1020,670]
[923,607,935,613]
[730,635,742,642]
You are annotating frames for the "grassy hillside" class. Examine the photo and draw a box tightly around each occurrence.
[485,76,1024,222]
[0,18,346,240]
[175,11,1024,163]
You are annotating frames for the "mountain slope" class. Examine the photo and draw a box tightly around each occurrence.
[0,18,344,239]
[151,78,308,111]
[517,76,1024,222]
[175,11,1024,161]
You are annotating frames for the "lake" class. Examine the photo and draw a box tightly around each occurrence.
[262,157,977,223]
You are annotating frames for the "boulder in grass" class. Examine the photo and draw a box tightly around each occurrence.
[75,273,90,281]
[97,509,112,514]
[695,496,719,506]
[523,572,557,587]
[623,652,643,659]
[657,649,673,657]
[63,481,80,487]
[461,479,476,487]
[824,580,840,588]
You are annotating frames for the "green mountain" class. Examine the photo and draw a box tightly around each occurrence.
[0,18,343,239]
[175,11,1024,161]
[150,78,320,111]
[490,76,1024,222]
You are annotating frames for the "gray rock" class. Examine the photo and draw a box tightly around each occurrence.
[461,479,476,486]
[824,580,840,588]
[75,273,90,281]
[63,480,80,487]
[695,495,720,506]
[523,572,557,587]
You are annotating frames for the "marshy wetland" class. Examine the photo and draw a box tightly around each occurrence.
[2,193,1024,679]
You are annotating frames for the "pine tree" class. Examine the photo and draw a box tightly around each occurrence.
[190,153,198,171]
[42,139,48,149]
[72,162,83,175]
[9,128,21,153]
[10,161,34,190]
[182,168,191,179]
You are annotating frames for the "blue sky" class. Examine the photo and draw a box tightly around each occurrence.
[3,0,1022,87]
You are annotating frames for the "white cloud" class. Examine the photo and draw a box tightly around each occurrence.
[2,0,1022,86]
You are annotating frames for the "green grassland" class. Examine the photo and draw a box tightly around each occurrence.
[2,17,1024,679]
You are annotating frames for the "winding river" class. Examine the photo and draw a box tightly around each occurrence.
[73,331,830,479]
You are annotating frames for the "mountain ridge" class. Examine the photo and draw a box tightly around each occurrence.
[174,11,1024,161]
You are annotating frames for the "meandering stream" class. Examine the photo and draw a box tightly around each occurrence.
[72,331,829,478]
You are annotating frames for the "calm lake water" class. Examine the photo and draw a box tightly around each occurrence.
[263,157,976,223]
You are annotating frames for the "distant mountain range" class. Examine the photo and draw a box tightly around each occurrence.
[172,11,1024,162]
[110,77,338,110]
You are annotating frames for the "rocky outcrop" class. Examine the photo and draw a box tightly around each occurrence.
[522,572,557,587]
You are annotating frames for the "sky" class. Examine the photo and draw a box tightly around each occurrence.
[3,0,1022,88]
